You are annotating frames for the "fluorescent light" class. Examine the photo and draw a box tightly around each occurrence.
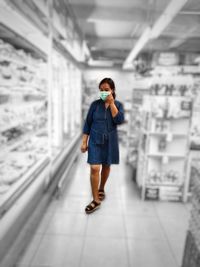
[123,27,151,69]
[88,59,114,67]
[151,0,188,39]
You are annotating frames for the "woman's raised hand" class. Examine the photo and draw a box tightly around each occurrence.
[106,93,114,105]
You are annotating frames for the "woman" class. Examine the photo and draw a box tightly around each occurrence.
[81,78,124,214]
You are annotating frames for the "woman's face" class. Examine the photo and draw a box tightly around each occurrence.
[99,82,113,94]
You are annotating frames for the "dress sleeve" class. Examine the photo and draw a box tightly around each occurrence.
[83,101,96,135]
[112,101,125,125]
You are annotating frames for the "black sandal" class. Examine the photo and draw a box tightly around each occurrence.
[98,189,105,201]
[85,200,101,214]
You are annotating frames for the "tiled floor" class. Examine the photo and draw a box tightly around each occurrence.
[16,146,191,267]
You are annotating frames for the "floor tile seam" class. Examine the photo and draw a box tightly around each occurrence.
[80,235,130,241]
[85,213,123,217]
[82,234,128,239]
[154,205,180,267]
[52,209,124,216]
[78,215,90,267]
[50,210,89,215]
[124,236,174,241]
[18,209,55,266]
[28,234,47,267]
[123,213,160,218]
[121,202,134,267]
[38,232,89,238]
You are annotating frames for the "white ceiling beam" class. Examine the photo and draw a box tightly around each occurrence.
[150,0,188,39]
[123,27,151,69]
[123,0,188,69]
[169,25,198,48]
[179,10,200,15]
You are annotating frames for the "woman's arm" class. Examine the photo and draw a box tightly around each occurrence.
[81,101,96,153]
[81,134,89,153]
[82,101,96,135]
[106,95,124,124]
[106,94,118,117]
[109,102,119,117]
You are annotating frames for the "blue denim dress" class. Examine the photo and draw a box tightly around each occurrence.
[83,99,124,165]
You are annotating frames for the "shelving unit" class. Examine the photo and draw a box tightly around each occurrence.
[137,95,192,201]
[126,86,150,169]
[182,161,200,267]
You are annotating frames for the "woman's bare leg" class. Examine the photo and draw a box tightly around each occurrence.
[90,164,101,203]
[99,164,110,191]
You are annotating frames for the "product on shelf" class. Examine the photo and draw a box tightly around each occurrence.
[150,83,191,96]
[0,38,48,199]
[148,169,180,184]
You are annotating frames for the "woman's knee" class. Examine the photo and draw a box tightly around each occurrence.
[102,164,110,171]
[90,164,101,174]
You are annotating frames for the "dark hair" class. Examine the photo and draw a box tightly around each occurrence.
[99,77,116,99]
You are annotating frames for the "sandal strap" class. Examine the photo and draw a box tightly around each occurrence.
[98,190,105,195]
[86,200,100,211]
[98,189,104,192]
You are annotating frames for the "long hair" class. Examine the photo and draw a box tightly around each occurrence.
[99,78,116,99]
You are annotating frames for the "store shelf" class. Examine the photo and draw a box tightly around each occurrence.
[147,153,186,159]
[0,128,46,155]
[0,55,37,72]
[153,115,191,120]
[148,132,187,137]
[145,183,183,187]
[0,156,50,212]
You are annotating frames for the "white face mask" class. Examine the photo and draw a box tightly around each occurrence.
[100,91,111,101]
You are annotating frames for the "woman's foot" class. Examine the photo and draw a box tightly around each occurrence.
[85,200,101,214]
[98,189,105,201]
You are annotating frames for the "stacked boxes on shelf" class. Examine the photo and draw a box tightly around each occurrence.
[182,162,200,267]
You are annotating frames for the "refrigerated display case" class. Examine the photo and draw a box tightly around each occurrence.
[0,0,84,212]
[51,50,82,158]
[0,2,85,266]
[0,38,48,204]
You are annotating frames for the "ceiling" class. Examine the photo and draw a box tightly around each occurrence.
[1,0,200,70]
[68,0,200,68]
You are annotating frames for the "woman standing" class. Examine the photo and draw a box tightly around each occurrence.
[81,78,124,214]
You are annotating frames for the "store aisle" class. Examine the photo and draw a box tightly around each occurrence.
[16,146,190,267]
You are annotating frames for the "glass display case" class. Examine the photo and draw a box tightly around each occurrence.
[0,42,82,208]
[51,50,82,159]
[0,38,48,203]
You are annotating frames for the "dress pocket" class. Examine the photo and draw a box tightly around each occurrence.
[90,129,104,144]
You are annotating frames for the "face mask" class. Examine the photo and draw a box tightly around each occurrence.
[100,91,111,101]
